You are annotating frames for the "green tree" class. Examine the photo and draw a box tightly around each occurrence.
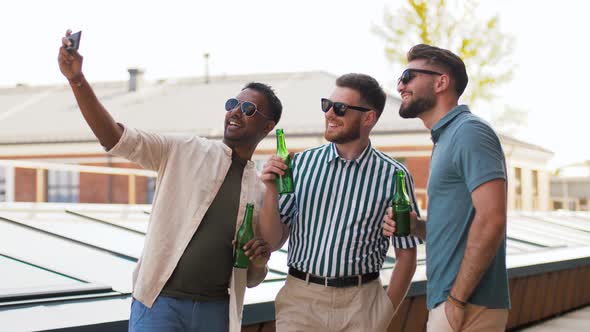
[373,0,514,108]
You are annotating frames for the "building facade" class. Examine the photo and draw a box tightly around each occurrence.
[0,71,553,211]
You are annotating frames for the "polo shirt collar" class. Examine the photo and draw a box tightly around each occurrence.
[431,105,470,143]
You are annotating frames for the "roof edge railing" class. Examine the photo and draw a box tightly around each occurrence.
[0,159,156,204]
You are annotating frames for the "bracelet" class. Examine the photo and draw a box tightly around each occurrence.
[447,294,467,309]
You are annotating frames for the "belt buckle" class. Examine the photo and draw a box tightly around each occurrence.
[324,275,338,287]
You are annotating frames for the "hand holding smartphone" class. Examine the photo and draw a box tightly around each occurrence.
[66,31,82,53]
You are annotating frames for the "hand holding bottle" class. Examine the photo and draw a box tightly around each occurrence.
[242,238,271,267]
[383,207,419,237]
[261,156,289,189]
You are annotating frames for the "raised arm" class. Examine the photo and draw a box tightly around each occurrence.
[259,156,290,251]
[57,30,122,150]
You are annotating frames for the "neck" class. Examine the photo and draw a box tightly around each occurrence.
[419,98,459,130]
[223,139,256,161]
[334,136,370,160]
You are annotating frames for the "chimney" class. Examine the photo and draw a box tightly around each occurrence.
[127,68,144,92]
[203,53,210,84]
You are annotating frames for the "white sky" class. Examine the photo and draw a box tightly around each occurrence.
[2,0,589,168]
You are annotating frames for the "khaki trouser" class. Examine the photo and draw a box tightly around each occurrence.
[275,275,395,332]
[427,302,509,332]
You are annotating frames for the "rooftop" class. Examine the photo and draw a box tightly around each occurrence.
[1,203,589,330]
[0,71,551,156]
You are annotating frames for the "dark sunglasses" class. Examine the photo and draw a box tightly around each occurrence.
[321,98,372,116]
[225,98,272,119]
[398,68,443,85]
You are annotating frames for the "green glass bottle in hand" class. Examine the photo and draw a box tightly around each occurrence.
[392,170,411,237]
[275,129,294,194]
[234,203,254,269]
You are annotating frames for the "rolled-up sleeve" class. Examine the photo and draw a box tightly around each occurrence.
[107,124,170,171]
[279,194,297,225]
[392,234,423,248]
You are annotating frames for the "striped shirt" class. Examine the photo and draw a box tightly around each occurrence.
[279,142,423,277]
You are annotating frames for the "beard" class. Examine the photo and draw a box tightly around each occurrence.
[399,94,436,119]
[324,119,362,144]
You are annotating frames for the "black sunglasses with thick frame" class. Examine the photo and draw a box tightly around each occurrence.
[224,98,272,120]
[398,68,443,85]
[321,98,372,116]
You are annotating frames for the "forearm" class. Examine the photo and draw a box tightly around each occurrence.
[386,247,417,312]
[259,186,288,251]
[246,263,268,288]
[69,74,123,150]
[450,212,506,301]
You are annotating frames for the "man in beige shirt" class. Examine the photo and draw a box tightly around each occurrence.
[58,30,280,332]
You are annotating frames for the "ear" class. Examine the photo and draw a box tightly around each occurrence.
[364,111,378,128]
[263,120,276,134]
[435,75,451,94]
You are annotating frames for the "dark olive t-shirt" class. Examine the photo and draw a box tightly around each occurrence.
[161,154,246,301]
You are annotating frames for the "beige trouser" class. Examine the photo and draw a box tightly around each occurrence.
[275,275,395,332]
[427,301,509,332]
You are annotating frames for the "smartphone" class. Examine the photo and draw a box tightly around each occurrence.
[66,31,82,53]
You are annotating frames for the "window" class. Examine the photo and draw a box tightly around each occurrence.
[146,177,156,204]
[514,167,522,209]
[47,170,79,203]
[0,167,6,202]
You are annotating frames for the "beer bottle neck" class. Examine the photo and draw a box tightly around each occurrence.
[243,205,254,224]
[394,171,409,200]
[276,133,287,154]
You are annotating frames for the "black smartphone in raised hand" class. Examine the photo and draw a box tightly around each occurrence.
[66,31,82,53]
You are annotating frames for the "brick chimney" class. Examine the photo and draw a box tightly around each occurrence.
[127,68,144,92]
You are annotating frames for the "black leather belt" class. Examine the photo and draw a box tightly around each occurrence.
[288,267,379,288]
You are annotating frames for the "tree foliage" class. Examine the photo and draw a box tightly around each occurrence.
[373,0,514,107]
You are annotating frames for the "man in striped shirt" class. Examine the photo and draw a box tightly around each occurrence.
[260,73,422,331]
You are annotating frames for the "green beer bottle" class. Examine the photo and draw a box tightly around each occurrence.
[392,170,411,236]
[275,129,294,194]
[234,203,254,269]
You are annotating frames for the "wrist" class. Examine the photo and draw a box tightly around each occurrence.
[68,74,85,87]
[264,181,279,193]
[447,293,467,309]
[250,260,268,269]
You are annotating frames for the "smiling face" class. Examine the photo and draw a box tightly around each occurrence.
[323,87,365,144]
[223,88,274,148]
[397,59,439,119]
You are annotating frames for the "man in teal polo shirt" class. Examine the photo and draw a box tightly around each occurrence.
[383,44,510,331]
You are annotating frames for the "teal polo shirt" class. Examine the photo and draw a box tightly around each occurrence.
[426,105,510,310]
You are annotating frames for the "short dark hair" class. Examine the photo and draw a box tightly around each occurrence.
[407,44,468,97]
[242,82,282,123]
[335,73,386,118]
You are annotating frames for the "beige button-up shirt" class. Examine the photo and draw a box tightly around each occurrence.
[109,125,266,332]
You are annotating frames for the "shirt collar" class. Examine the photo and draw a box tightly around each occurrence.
[431,105,470,143]
[326,141,373,164]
